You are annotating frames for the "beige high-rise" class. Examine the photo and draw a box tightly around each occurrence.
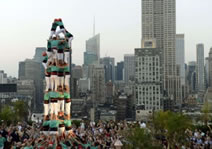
[208,48,212,87]
[196,44,205,91]
[142,0,181,101]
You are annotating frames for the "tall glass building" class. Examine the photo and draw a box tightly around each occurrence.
[84,34,100,66]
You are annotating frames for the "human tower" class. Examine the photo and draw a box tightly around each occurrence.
[41,19,73,134]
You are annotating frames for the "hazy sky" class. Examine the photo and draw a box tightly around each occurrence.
[0,0,212,77]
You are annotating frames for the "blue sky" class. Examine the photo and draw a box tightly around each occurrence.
[0,0,212,77]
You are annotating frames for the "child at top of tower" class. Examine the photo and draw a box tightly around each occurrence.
[55,18,66,37]
[57,18,64,29]
[50,18,64,39]
[49,21,58,39]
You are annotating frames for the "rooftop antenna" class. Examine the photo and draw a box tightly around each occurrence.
[93,16,95,36]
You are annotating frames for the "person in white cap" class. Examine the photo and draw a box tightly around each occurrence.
[114,137,123,149]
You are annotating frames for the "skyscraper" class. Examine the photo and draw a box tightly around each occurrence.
[33,47,46,62]
[176,34,185,85]
[33,47,46,78]
[124,54,135,83]
[84,52,98,66]
[0,71,7,84]
[196,44,205,91]
[135,44,162,110]
[71,65,83,98]
[142,0,180,101]
[100,57,115,83]
[18,59,44,112]
[208,48,212,87]
[17,80,36,111]
[84,34,100,66]
[205,57,209,89]
[187,61,197,93]
[88,64,105,104]
[115,61,124,81]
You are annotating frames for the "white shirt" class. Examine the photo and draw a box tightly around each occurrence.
[114,139,123,146]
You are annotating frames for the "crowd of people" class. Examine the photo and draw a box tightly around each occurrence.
[157,128,212,149]
[1,120,212,148]
[0,121,126,149]
[183,129,212,149]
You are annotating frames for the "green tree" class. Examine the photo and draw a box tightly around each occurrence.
[201,101,211,126]
[13,100,29,122]
[0,105,14,125]
[153,111,192,148]
[122,127,162,149]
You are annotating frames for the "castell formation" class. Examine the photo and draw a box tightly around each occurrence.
[41,18,73,135]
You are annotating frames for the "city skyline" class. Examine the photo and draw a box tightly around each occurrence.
[0,0,212,77]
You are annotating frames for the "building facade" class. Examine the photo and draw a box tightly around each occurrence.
[187,61,197,93]
[0,82,34,114]
[72,65,83,79]
[70,65,83,98]
[84,52,98,66]
[88,64,105,104]
[100,57,115,83]
[205,57,209,89]
[78,78,90,93]
[141,0,180,102]
[18,59,44,112]
[17,80,36,111]
[208,48,212,87]
[115,61,124,81]
[0,71,7,84]
[135,47,162,110]
[116,94,128,121]
[105,81,114,104]
[33,47,46,62]
[84,34,100,66]
[176,34,185,85]
[196,44,205,91]
[124,54,135,83]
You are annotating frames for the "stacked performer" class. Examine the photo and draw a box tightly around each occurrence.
[42,18,73,135]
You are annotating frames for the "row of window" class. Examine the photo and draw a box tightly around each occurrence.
[145,107,160,110]
[137,57,160,61]
[137,72,160,75]
[137,92,160,95]
[136,94,160,98]
[136,69,160,73]
[135,86,160,90]
[137,100,160,104]
[137,78,160,82]
[136,96,160,102]
[137,62,160,65]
